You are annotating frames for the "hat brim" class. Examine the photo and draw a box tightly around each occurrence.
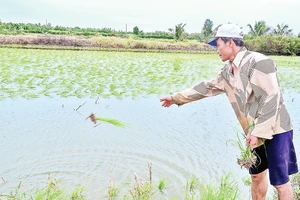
[207,37,218,46]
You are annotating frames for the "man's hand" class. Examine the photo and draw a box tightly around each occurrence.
[246,134,259,150]
[160,96,174,107]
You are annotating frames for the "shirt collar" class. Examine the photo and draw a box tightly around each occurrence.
[232,47,247,68]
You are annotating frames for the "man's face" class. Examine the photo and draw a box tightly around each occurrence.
[216,38,233,62]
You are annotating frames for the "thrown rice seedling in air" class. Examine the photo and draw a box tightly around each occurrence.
[86,113,129,128]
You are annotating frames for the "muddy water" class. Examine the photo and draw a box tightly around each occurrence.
[1,92,299,199]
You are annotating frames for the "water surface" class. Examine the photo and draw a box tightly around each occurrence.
[1,92,299,199]
[1,48,300,199]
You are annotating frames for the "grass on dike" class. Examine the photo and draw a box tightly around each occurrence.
[3,167,300,199]
[0,164,242,200]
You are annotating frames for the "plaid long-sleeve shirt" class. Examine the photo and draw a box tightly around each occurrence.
[172,47,292,139]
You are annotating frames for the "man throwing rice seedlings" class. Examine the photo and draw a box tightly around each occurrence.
[160,23,298,200]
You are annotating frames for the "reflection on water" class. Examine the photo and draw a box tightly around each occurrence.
[0,92,299,199]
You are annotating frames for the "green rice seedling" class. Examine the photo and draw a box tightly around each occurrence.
[185,175,200,199]
[70,184,86,200]
[119,163,155,200]
[107,173,119,200]
[129,173,153,200]
[242,176,252,200]
[111,90,124,99]
[86,113,129,128]
[173,59,181,71]
[0,176,87,200]
[226,128,257,170]
[237,145,256,170]
[199,173,240,200]
[2,48,299,99]
[108,186,119,199]
[94,116,129,128]
[34,176,65,200]
[0,180,27,200]
[157,178,167,193]
[242,176,252,187]
[187,175,200,194]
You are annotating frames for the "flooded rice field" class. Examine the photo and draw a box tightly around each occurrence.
[0,48,300,199]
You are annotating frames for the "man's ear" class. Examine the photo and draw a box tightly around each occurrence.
[229,39,233,47]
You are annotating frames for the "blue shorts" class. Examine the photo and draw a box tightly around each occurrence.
[249,130,298,186]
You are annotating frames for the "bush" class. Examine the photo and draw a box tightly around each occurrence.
[133,26,139,35]
[245,36,300,55]
[91,36,127,48]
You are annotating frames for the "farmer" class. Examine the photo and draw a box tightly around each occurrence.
[160,23,298,200]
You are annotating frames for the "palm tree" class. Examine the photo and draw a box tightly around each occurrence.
[247,21,271,37]
[211,24,222,36]
[272,23,293,36]
[175,23,186,41]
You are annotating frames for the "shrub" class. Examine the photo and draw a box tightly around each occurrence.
[245,36,299,55]
[133,26,139,35]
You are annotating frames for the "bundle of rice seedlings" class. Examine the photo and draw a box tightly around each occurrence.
[227,129,257,170]
[86,113,129,128]
[237,145,257,169]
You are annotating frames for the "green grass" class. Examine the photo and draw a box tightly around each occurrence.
[198,174,240,200]
[108,174,120,200]
[0,176,85,200]
[1,163,300,199]
[0,173,241,200]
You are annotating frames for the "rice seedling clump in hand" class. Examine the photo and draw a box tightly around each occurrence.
[227,129,257,170]
[237,144,257,170]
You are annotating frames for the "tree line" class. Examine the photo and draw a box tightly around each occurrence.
[0,19,299,40]
[0,19,299,55]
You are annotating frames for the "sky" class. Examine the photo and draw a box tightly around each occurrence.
[1,0,300,35]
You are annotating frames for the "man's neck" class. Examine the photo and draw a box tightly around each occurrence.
[229,46,243,62]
